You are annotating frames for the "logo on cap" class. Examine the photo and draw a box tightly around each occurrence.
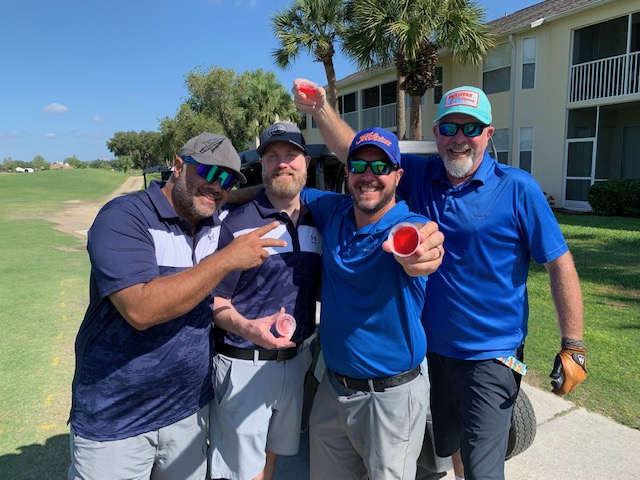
[445,90,480,109]
[268,124,288,137]
[355,131,392,147]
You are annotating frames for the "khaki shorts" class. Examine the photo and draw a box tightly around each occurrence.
[68,404,208,480]
[209,347,312,480]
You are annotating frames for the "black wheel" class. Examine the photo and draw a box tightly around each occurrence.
[506,388,537,459]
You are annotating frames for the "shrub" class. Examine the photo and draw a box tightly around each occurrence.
[588,179,640,217]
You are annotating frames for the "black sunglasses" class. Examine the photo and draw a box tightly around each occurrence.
[347,159,398,176]
[438,122,488,137]
[182,157,237,190]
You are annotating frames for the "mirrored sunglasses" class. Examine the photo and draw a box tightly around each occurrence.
[438,122,487,137]
[182,156,237,190]
[347,159,398,176]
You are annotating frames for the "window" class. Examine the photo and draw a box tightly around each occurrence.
[483,43,511,94]
[434,66,444,104]
[519,127,534,173]
[522,38,536,89]
[572,16,629,65]
[491,128,510,164]
[361,82,398,130]
[339,92,358,131]
[298,113,307,131]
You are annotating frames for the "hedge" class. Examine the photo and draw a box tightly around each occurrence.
[588,179,640,217]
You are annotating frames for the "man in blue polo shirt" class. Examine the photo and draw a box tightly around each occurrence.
[68,132,286,480]
[293,81,586,480]
[301,127,436,480]
[209,123,321,480]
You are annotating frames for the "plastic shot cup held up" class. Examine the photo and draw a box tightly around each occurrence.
[388,222,420,257]
[271,313,296,339]
[298,80,317,96]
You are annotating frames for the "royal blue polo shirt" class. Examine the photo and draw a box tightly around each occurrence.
[397,152,568,360]
[301,190,429,379]
[69,181,217,441]
[213,190,322,348]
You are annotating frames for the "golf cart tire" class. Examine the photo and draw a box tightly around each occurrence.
[506,388,537,460]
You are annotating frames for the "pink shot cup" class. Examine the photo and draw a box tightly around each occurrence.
[388,222,420,257]
[298,80,317,96]
[271,313,297,339]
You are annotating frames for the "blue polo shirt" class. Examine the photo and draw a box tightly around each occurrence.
[213,190,322,348]
[69,181,217,441]
[397,152,568,360]
[301,190,428,379]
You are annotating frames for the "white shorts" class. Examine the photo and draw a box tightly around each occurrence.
[208,347,312,480]
[68,405,208,480]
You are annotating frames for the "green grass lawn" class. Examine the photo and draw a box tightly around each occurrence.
[0,169,131,479]
[0,169,638,479]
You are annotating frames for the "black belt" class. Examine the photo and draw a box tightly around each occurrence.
[331,365,421,392]
[216,343,299,362]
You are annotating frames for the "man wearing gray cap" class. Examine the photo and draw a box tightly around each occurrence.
[209,122,321,480]
[68,132,286,480]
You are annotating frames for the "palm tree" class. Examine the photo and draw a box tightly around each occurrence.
[239,69,301,146]
[343,0,494,139]
[271,0,347,113]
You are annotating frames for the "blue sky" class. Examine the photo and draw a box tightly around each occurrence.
[0,0,540,164]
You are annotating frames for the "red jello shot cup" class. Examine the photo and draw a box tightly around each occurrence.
[271,313,296,339]
[298,80,317,96]
[388,222,420,257]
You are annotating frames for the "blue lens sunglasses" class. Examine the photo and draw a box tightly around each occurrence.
[438,122,488,137]
[347,159,398,176]
[182,156,237,190]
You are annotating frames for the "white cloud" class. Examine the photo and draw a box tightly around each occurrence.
[43,103,69,114]
[92,115,104,123]
[45,133,58,138]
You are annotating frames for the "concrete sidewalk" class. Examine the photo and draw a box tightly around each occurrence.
[275,381,640,479]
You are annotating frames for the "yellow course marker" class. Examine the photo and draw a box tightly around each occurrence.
[62,314,68,322]
[45,394,53,406]
[52,357,60,367]
[40,424,58,431]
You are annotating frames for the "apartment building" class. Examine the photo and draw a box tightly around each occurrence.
[299,0,639,210]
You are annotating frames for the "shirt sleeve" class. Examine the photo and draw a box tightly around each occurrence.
[87,202,159,300]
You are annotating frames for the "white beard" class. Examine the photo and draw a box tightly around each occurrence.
[443,154,474,179]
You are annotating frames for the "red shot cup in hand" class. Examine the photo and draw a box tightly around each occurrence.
[298,80,317,96]
[388,222,420,257]
[271,313,297,339]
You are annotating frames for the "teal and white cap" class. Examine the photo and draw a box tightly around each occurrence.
[434,86,492,125]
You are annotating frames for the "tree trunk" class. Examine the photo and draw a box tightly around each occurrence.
[410,95,422,140]
[322,59,340,115]
[396,74,406,140]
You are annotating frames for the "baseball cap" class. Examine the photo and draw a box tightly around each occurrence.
[433,86,492,125]
[179,132,247,183]
[257,122,307,156]
[348,127,401,166]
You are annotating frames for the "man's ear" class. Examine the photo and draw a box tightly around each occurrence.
[173,156,185,176]
[305,155,311,169]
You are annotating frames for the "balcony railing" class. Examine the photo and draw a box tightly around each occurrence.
[361,104,398,130]
[569,51,640,102]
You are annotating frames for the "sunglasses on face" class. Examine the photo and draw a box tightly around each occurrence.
[182,157,237,190]
[347,159,399,176]
[438,122,488,137]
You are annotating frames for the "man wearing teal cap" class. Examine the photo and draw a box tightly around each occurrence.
[293,81,585,480]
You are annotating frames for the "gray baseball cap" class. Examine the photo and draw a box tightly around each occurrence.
[257,122,307,156]
[179,132,247,183]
